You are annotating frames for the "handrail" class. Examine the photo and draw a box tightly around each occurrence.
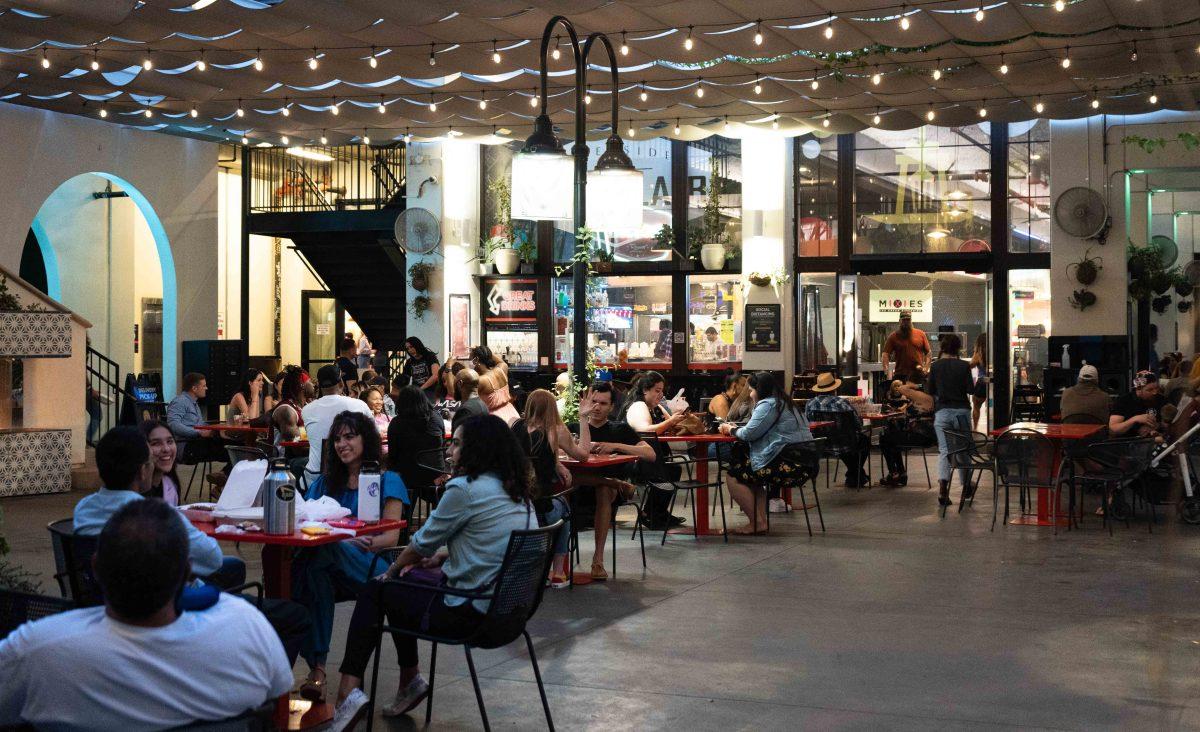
[290,160,333,211]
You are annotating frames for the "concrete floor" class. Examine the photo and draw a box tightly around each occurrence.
[5,453,1200,731]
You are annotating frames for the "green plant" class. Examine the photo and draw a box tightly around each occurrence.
[1067,249,1102,286]
[409,294,432,320]
[654,224,674,251]
[748,267,792,288]
[515,233,537,263]
[555,227,609,275]
[486,175,514,244]
[0,507,39,593]
[408,261,435,290]
[1122,133,1200,155]
[0,276,23,312]
[1128,239,1182,301]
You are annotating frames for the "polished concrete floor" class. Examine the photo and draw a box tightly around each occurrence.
[6,453,1200,731]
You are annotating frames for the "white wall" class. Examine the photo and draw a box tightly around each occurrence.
[441,140,482,359]
[0,103,218,397]
[405,142,446,353]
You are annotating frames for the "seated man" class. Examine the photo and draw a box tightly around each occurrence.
[805,371,870,487]
[879,374,936,487]
[1109,370,1165,437]
[166,371,226,477]
[1060,364,1111,424]
[573,382,657,581]
[0,499,294,730]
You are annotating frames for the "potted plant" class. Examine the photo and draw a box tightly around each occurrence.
[1068,249,1102,286]
[409,294,432,320]
[698,155,728,270]
[486,176,520,275]
[408,261,434,291]
[516,234,537,274]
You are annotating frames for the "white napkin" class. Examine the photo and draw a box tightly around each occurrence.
[664,387,690,414]
[295,495,352,522]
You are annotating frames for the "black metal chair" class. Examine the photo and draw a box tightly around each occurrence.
[47,518,102,606]
[1057,415,1107,526]
[809,410,871,489]
[638,433,728,545]
[1010,384,1046,423]
[366,522,562,732]
[405,445,449,528]
[771,440,826,537]
[0,588,75,640]
[992,429,1057,531]
[1075,438,1157,535]
[226,445,269,467]
[942,429,995,517]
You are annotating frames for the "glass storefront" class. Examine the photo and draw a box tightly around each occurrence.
[795,134,838,257]
[553,275,673,369]
[854,125,992,255]
[1009,269,1051,386]
[1008,120,1051,253]
[797,273,838,371]
[687,275,742,366]
[686,137,742,267]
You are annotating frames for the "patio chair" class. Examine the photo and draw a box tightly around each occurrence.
[1075,438,1157,535]
[0,587,75,640]
[942,429,995,517]
[47,518,102,606]
[638,433,727,545]
[992,429,1057,531]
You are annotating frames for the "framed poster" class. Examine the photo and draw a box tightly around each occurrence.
[481,278,538,329]
[449,294,471,359]
[745,304,781,352]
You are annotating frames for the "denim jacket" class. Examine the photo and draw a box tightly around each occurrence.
[734,398,814,471]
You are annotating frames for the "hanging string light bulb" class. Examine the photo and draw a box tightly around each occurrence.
[724,115,731,133]
[824,14,834,39]
[674,119,681,135]
[772,118,779,130]
[873,108,881,125]
[190,105,199,118]
[932,59,942,81]
[551,36,561,61]
[429,93,438,112]
[144,106,153,118]
[822,114,831,128]
[684,26,694,51]
[320,130,328,145]
[281,135,289,145]
[330,96,339,115]
[429,43,437,66]
[999,54,1008,74]
[142,52,153,71]
[236,99,245,117]
[91,50,100,71]
[978,101,988,118]
[754,20,764,46]
[620,32,629,56]
[810,75,819,90]
[872,66,882,85]
[628,122,635,137]
[975,4,985,22]
[40,48,49,69]
[1061,46,1071,68]
[640,82,648,102]
[926,106,935,121]
[281,97,290,117]
[479,91,487,110]
[308,48,319,70]
[1091,89,1100,109]
[900,5,911,30]
[196,50,206,72]
[492,40,502,64]
[369,46,378,68]
[1054,0,1065,10]
[1149,92,1158,104]
[241,136,249,145]
[254,50,263,71]
[99,105,108,118]
[753,73,762,95]
[584,89,592,105]
[379,95,388,113]
[1034,97,1045,114]
[1130,42,1138,62]
[696,78,704,97]
[530,89,539,107]
[362,130,370,145]
[404,128,413,143]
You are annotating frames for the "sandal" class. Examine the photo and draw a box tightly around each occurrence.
[299,667,326,701]
[590,562,608,581]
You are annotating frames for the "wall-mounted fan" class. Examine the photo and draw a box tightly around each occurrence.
[393,207,441,255]
[1054,186,1110,243]
[1151,234,1178,267]
[1183,259,1200,287]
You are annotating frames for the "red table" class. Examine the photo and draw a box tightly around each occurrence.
[560,454,640,585]
[190,517,407,598]
[194,422,268,447]
[279,433,449,449]
[989,422,1104,526]
[657,434,735,537]
[808,420,834,430]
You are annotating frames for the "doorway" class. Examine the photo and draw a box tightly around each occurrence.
[300,290,344,375]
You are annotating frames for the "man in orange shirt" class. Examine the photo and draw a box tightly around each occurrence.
[881,310,931,382]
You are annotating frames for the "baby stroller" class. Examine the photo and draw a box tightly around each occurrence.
[1148,421,1200,524]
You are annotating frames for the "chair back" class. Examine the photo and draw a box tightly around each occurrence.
[471,520,561,650]
[809,409,860,454]
[0,588,74,640]
[943,429,983,468]
[226,445,269,467]
[994,429,1056,489]
[1062,413,1105,425]
[47,519,103,606]
[1086,438,1157,481]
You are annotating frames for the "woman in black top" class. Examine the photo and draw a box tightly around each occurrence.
[928,333,975,508]
[401,337,441,401]
[386,385,445,519]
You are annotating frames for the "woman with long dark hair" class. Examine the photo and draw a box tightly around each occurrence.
[139,419,181,506]
[227,368,265,424]
[470,344,520,426]
[617,371,687,528]
[929,333,975,508]
[718,372,815,533]
[292,410,409,701]
[970,333,988,429]
[330,415,537,719]
[270,366,307,451]
[386,385,446,516]
[401,337,440,400]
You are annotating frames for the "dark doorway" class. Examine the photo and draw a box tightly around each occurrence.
[20,229,47,295]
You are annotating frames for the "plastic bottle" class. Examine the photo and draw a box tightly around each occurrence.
[357,460,382,523]
[1061,344,1070,370]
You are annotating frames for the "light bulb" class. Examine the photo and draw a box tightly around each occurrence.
[368,55,377,68]
[1061,56,1070,69]
[872,71,882,85]
[979,106,987,117]
[755,20,764,45]
[824,22,833,40]
[530,95,538,107]
[40,50,49,69]
[190,106,198,118]
[142,57,153,70]
[363,134,370,145]
[241,136,248,145]
[640,88,648,102]
[1034,99,1045,114]
[1054,0,1065,10]
[1150,93,1158,104]
[754,82,762,95]
[696,85,704,98]
[1130,46,1138,62]
[380,101,387,113]
[254,57,263,71]
[1000,55,1008,74]
[552,46,561,61]
[281,105,289,117]
[926,108,935,121]
[429,49,437,65]
[584,92,592,104]
[810,78,819,90]
[492,41,501,64]
[873,112,881,125]
[281,135,289,145]
[404,132,412,143]
[320,134,328,144]
[621,32,629,55]
[674,121,681,134]
[99,107,108,118]
[724,117,730,132]
[771,119,779,130]
[144,108,153,118]
[430,100,437,112]
[1091,96,1100,109]
[822,117,830,127]
[330,102,339,115]
[900,15,910,31]
[91,55,100,71]
[628,126,635,137]
[479,98,487,110]
[932,68,942,81]
[684,26,694,51]
[236,105,245,118]
[197,58,206,71]
[975,7,984,21]
[309,50,319,70]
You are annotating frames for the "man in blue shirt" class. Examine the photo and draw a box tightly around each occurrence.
[804,371,870,487]
[167,372,227,475]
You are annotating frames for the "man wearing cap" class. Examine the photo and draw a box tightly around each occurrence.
[1060,364,1111,424]
[805,371,870,487]
[881,310,932,382]
[1109,370,1167,437]
[303,364,373,483]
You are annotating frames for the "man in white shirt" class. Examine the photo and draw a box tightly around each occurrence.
[0,499,293,731]
[304,364,373,481]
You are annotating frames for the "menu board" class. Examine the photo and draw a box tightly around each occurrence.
[745,304,781,352]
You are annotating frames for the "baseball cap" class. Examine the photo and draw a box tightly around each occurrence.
[898,310,912,319]
[316,364,342,388]
[1078,364,1098,381]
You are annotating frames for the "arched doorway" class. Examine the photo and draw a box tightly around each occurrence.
[28,173,177,396]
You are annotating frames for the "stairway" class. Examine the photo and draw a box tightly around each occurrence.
[289,231,407,350]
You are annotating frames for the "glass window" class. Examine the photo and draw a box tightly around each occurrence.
[796,134,838,257]
[797,273,838,372]
[687,275,742,366]
[854,125,992,255]
[1008,120,1051,253]
[1010,269,1051,387]
[685,136,742,267]
[552,275,673,368]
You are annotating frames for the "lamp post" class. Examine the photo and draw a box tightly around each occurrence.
[511,16,640,380]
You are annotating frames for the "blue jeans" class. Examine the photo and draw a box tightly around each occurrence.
[539,497,571,556]
[933,408,972,485]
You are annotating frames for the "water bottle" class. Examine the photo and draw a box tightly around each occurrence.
[262,457,296,535]
[1061,344,1071,370]
[358,460,382,523]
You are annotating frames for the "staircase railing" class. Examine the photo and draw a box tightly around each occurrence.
[85,346,121,447]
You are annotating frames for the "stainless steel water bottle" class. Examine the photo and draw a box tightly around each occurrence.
[262,457,296,535]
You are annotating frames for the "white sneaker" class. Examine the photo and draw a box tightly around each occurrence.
[330,689,369,732]
[381,675,430,717]
[768,498,791,514]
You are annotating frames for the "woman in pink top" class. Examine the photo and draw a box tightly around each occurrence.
[470,345,520,426]
[139,419,180,505]
[362,387,392,434]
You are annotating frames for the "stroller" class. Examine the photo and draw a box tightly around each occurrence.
[1148,421,1200,524]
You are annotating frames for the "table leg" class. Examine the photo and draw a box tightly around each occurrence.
[1009,444,1069,527]
[670,444,724,536]
[261,544,292,599]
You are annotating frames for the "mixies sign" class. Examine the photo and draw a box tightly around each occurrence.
[483,279,538,325]
[868,289,932,322]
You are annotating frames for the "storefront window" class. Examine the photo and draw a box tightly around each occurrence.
[550,138,674,262]
[685,136,742,267]
[797,273,838,372]
[1008,120,1051,253]
[552,275,673,368]
[795,134,838,257]
[854,125,992,255]
[1009,269,1051,386]
[687,275,742,366]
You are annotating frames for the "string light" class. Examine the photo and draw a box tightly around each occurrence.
[978,102,988,118]
[1034,97,1045,114]
[695,78,704,98]
[872,66,882,85]
[1130,41,1138,62]
[674,119,681,135]
[900,5,911,30]
[330,96,339,115]
[144,107,153,118]
[362,131,370,145]
[824,14,834,39]
[1061,46,1071,68]
[999,54,1008,74]
[1091,90,1100,109]
[822,115,830,128]
[281,135,289,145]
[142,52,153,71]
[684,25,694,51]
[753,74,762,95]
[40,49,49,69]
[91,51,100,71]
[379,95,388,113]
[754,20,763,46]
[429,94,437,112]
[926,106,935,121]
[873,108,881,125]
[320,130,328,145]
[1054,0,1065,10]
[530,90,539,108]
[640,83,648,102]
[478,91,487,110]
[190,105,199,118]
[236,99,245,117]
[254,50,263,71]
[405,128,413,143]
[975,4,985,21]
[241,136,249,145]
[620,32,629,56]
[429,43,437,66]
[492,40,501,64]
[628,123,636,137]
[724,115,730,133]
[772,119,779,130]
[369,47,378,68]
[1149,92,1158,104]
[281,98,290,117]
[584,90,592,105]
[197,51,207,72]
[810,76,819,90]
[551,36,561,61]
[308,49,319,70]
[932,59,942,81]
[99,105,108,118]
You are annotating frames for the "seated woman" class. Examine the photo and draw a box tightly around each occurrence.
[471,345,520,426]
[292,411,408,701]
[717,372,815,534]
[617,371,688,529]
[387,385,446,520]
[331,415,537,719]
[431,365,460,423]
[361,387,391,435]
[708,372,750,460]
[227,369,266,424]
[513,389,591,587]
[879,374,936,487]
[139,419,181,506]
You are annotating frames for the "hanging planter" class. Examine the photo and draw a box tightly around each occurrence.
[1179,300,1193,313]
[1152,294,1172,313]
[1067,249,1102,286]
[1068,289,1097,311]
[408,261,434,291]
[409,294,432,320]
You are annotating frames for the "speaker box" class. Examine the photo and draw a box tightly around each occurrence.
[183,339,247,419]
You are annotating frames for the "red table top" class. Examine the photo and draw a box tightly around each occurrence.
[990,422,1104,441]
[656,433,736,443]
[864,411,905,421]
[562,454,639,469]
[190,517,406,547]
[195,423,269,435]
[280,433,449,449]
[808,420,833,430]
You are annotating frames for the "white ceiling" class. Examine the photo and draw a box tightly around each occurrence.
[0,0,1196,145]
